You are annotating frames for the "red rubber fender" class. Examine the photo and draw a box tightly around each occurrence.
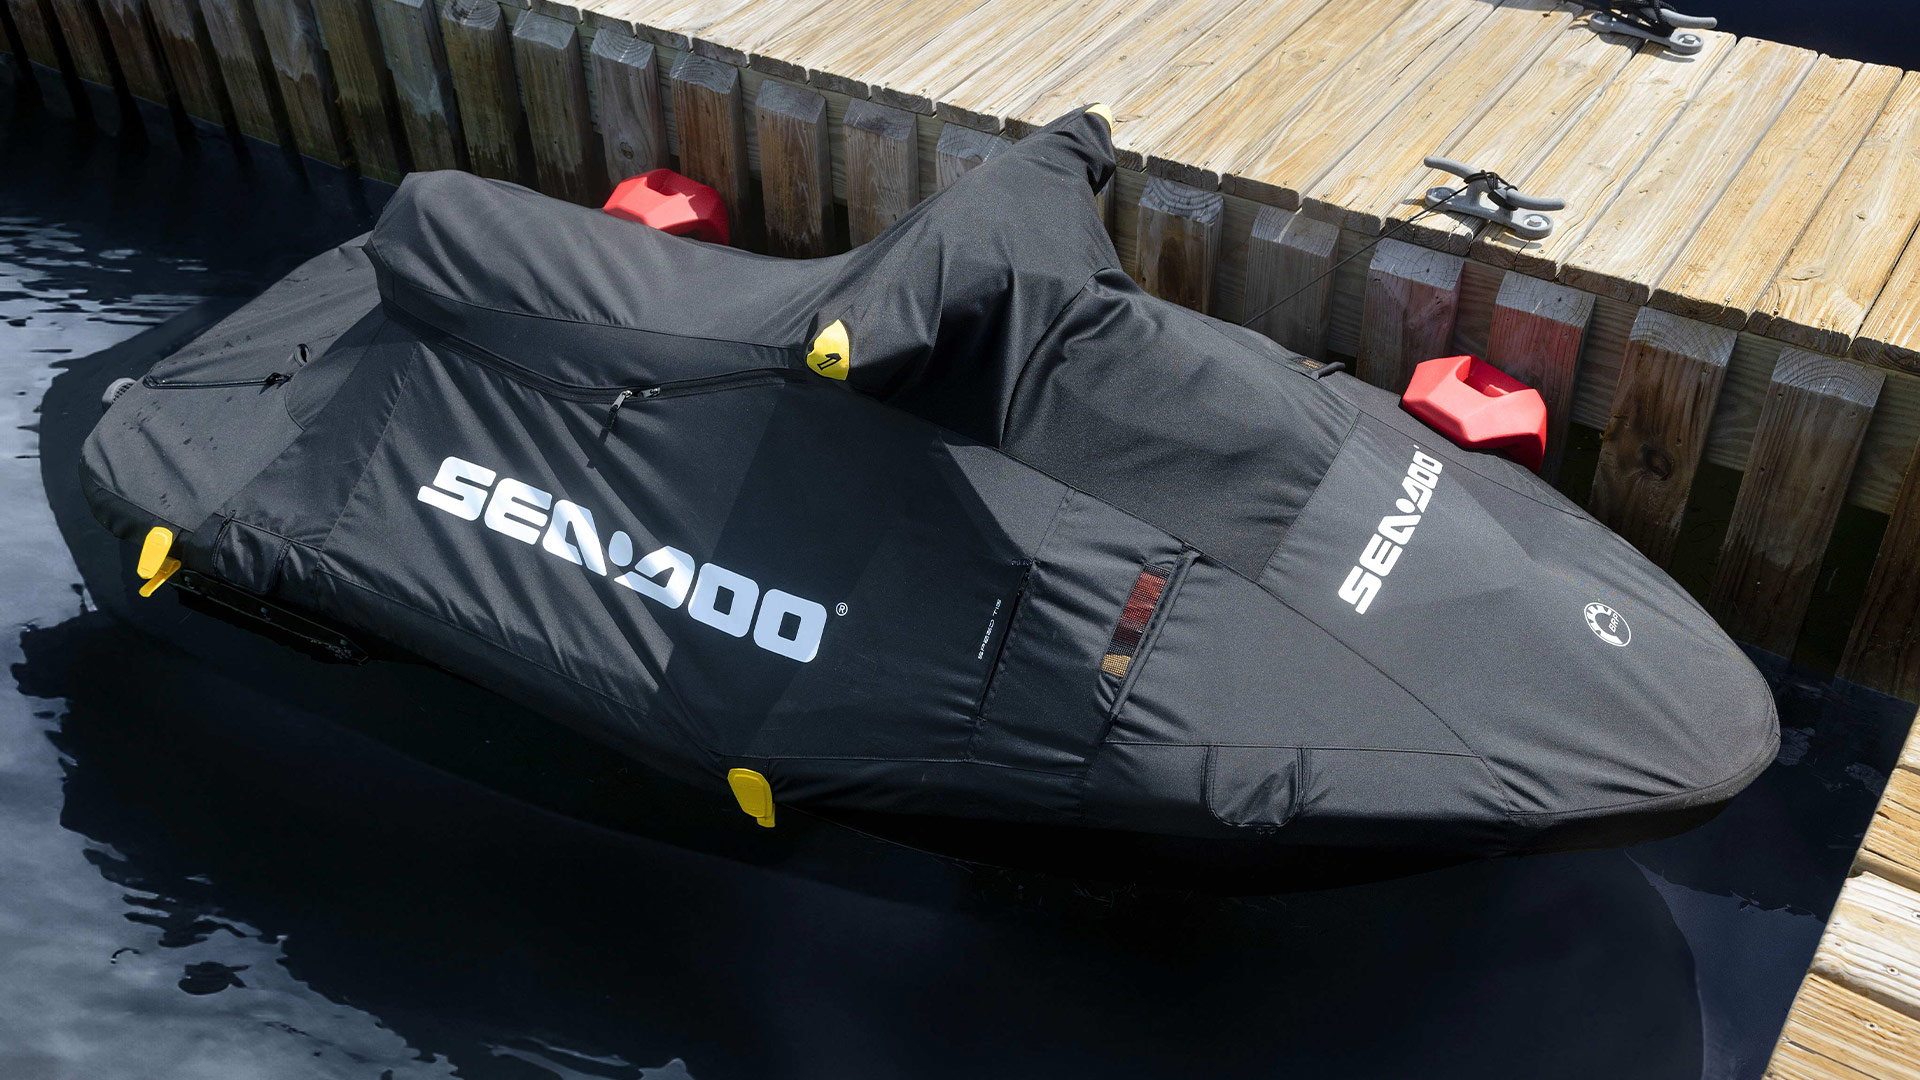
[603,169,730,245]
[1401,355,1548,473]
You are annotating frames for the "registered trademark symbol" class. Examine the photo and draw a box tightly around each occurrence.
[835,602,848,617]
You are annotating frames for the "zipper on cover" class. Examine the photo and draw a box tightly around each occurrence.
[386,306,802,409]
[144,345,309,390]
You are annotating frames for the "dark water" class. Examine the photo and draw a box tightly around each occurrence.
[1713,0,1915,68]
[2,29,1919,1077]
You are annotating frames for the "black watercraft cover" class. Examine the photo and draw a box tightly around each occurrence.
[81,109,1777,858]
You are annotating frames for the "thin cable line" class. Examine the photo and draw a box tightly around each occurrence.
[1238,187,1462,330]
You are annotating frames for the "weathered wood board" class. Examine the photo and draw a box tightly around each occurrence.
[1752,72,1920,358]
[373,0,467,171]
[1652,58,1901,331]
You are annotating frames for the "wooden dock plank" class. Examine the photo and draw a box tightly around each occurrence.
[766,0,988,101]
[616,0,757,51]
[1386,22,1639,253]
[936,0,1159,132]
[1777,974,1920,1080]
[689,0,835,68]
[1298,0,1572,234]
[1855,228,1920,374]
[1767,1036,1882,1080]
[1811,872,1920,1021]
[1002,0,1262,139]
[1097,0,1337,172]
[1209,0,1504,209]
[1751,72,1920,357]
[1468,30,1737,276]
[1139,0,1421,189]
[1862,767,1920,893]
[862,0,1095,118]
[1651,60,1901,330]
[1561,38,1817,304]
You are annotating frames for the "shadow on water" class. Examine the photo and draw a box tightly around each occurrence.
[10,604,1911,1080]
[2,92,1915,1080]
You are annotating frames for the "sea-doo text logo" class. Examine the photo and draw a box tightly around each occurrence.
[1337,449,1444,615]
[1584,602,1630,647]
[417,456,826,663]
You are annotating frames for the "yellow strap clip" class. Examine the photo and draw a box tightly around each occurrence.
[1086,102,1115,128]
[806,319,850,381]
[136,526,181,598]
[727,768,776,828]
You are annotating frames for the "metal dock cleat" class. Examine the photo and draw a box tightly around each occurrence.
[1421,156,1564,241]
[1579,1,1717,55]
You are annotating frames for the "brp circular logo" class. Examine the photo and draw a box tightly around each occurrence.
[1584,602,1630,647]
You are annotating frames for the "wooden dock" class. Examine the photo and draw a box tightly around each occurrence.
[7,0,1920,1071]
[1767,714,1920,1080]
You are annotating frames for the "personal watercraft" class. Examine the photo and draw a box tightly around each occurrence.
[75,107,1779,874]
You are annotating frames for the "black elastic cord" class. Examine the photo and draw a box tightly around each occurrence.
[1578,0,1679,38]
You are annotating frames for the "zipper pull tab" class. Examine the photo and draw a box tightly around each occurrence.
[602,389,636,438]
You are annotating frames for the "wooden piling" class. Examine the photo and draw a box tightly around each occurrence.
[46,0,126,131]
[250,0,347,165]
[1707,351,1884,655]
[312,0,410,181]
[1841,441,1920,698]
[1588,308,1736,567]
[843,97,917,246]
[1356,239,1462,393]
[668,50,749,241]
[1244,206,1337,360]
[511,10,601,205]
[588,26,666,186]
[933,123,1009,191]
[1136,176,1223,314]
[6,0,81,116]
[370,0,464,171]
[1484,273,1595,481]
[95,0,174,114]
[146,0,231,128]
[198,0,289,144]
[440,0,527,183]
[754,79,832,257]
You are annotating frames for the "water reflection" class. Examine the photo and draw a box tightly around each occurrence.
[2,101,1912,1080]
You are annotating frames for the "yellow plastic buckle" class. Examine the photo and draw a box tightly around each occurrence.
[136,526,181,598]
[727,768,776,828]
[806,319,850,381]
[1086,102,1114,128]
